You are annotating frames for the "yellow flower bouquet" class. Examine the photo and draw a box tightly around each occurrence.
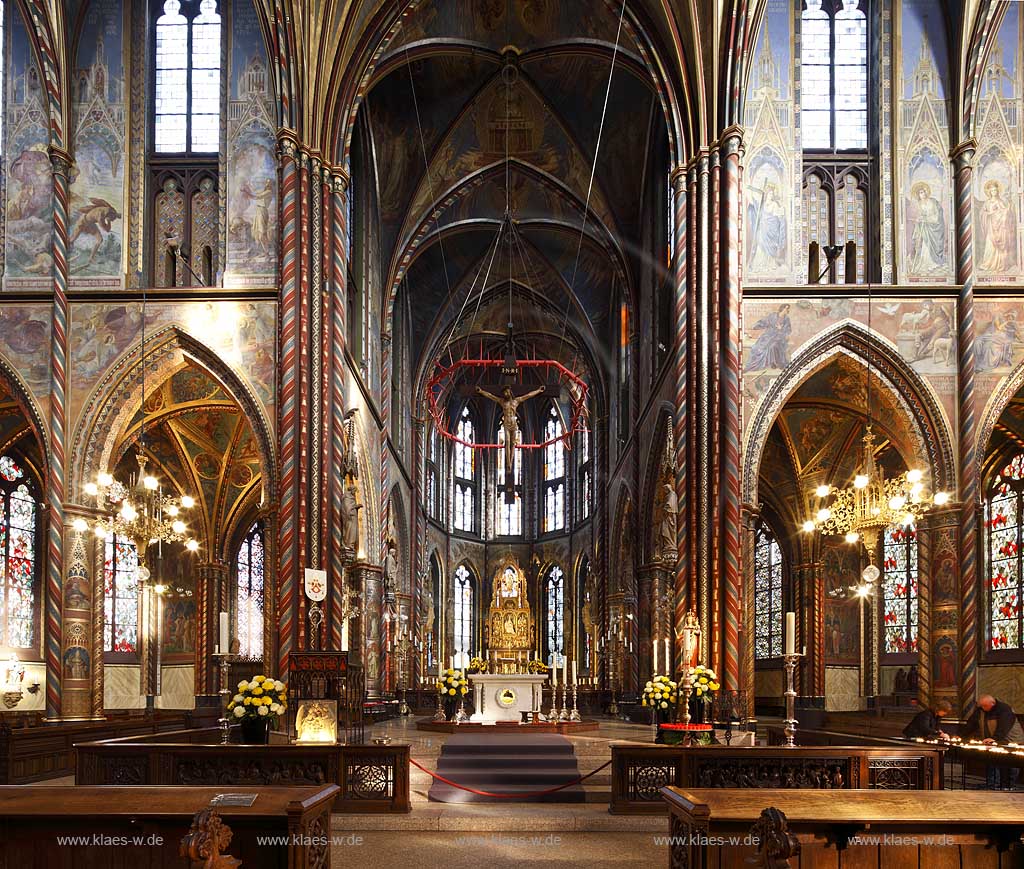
[641,674,679,711]
[436,668,469,697]
[691,665,720,703]
[228,674,288,723]
[526,659,550,674]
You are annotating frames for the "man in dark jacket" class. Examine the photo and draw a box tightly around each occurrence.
[963,695,1024,744]
[964,695,1024,789]
[903,700,952,739]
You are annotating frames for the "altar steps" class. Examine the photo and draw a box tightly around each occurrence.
[427,734,587,803]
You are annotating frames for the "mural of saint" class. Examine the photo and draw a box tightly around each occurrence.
[746,182,787,272]
[933,639,957,688]
[908,182,946,274]
[977,311,1021,370]
[745,304,791,371]
[978,179,1017,273]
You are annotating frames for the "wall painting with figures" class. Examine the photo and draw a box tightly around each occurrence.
[69,0,126,290]
[972,7,1022,285]
[896,0,953,284]
[224,0,278,287]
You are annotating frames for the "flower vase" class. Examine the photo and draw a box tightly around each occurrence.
[688,696,706,725]
[239,716,271,744]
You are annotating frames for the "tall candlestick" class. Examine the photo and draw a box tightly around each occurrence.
[785,612,796,656]
[219,611,230,654]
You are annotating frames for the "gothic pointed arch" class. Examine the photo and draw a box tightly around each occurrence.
[742,322,956,507]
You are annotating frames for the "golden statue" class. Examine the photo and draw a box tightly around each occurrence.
[485,558,535,674]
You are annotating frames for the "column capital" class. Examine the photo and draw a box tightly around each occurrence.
[669,165,688,192]
[49,146,74,178]
[277,129,300,160]
[950,138,977,170]
[719,125,745,158]
[330,167,351,195]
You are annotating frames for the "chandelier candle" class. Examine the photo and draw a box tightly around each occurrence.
[785,612,796,656]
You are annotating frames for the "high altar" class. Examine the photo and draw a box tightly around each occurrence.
[469,559,547,723]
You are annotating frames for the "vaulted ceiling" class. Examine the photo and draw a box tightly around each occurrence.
[356,0,670,395]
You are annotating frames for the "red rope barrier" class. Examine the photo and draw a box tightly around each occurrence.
[410,757,611,799]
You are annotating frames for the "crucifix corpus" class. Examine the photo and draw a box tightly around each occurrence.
[477,384,545,503]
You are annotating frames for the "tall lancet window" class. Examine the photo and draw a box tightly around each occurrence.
[545,565,565,667]
[543,406,566,532]
[882,522,918,655]
[236,522,265,658]
[453,564,474,668]
[103,533,139,656]
[578,427,592,521]
[753,522,784,660]
[495,424,522,536]
[987,455,1024,651]
[0,455,38,650]
[453,407,476,533]
[150,0,223,287]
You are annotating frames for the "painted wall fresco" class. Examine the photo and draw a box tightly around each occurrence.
[974,299,1024,408]
[69,0,126,289]
[225,0,278,287]
[822,542,862,666]
[972,7,1023,285]
[0,304,51,415]
[742,297,958,432]
[743,0,798,284]
[4,4,53,289]
[896,0,953,284]
[67,300,277,428]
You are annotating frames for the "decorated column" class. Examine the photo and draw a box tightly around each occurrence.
[60,522,93,719]
[951,139,979,715]
[718,128,745,692]
[194,561,229,698]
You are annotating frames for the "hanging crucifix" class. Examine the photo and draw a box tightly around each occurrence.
[476,384,545,502]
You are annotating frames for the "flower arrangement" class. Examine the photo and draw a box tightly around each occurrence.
[691,665,720,703]
[436,668,469,697]
[228,675,288,723]
[467,657,489,674]
[526,659,550,674]
[641,674,678,710]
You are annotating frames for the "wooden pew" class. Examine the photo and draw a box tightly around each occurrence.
[661,787,1024,868]
[0,784,338,868]
[75,734,411,814]
[609,743,943,814]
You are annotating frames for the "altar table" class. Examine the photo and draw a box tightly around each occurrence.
[469,673,549,723]
[662,787,1024,868]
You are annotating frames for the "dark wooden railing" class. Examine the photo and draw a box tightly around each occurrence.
[75,734,411,814]
[0,712,189,784]
[609,743,944,814]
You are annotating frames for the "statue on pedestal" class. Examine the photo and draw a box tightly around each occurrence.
[340,479,361,561]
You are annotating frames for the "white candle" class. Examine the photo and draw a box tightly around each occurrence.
[219,611,230,654]
[785,612,796,656]
[342,619,349,652]
[563,655,568,686]
[665,638,670,674]
[572,659,577,683]
[653,640,658,674]
[437,658,443,680]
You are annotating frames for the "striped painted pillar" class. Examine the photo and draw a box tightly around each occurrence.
[297,150,312,652]
[687,164,699,613]
[670,166,688,677]
[740,505,758,716]
[718,128,744,693]
[695,153,711,663]
[952,139,978,715]
[60,525,92,719]
[328,169,351,651]
[412,418,427,685]
[916,513,933,708]
[709,146,722,678]
[46,148,72,719]
[276,133,301,675]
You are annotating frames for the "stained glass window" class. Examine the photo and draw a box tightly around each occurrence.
[453,564,474,668]
[835,174,867,283]
[543,406,565,532]
[155,0,221,154]
[0,455,37,649]
[104,534,140,654]
[803,173,832,282]
[577,556,591,676]
[453,408,476,533]
[426,427,441,521]
[236,522,264,658]
[800,1,868,151]
[882,522,918,655]
[753,523,784,659]
[987,455,1024,650]
[496,425,522,536]
[546,565,565,667]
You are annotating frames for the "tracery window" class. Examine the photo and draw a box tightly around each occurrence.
[545,565,565,667]
[150,0,222,287]
[801,1,872,284]
[882,522,918,655]
[453,564,474,668]
[753,522,784,660]
[495,424,522,536]
[987,455,1024,651]
[578,427,592,522]
[0,455,37,650]
[104,533,140,655]
[453,407,476,533]
[426,427,441,521]
[542,406,565,533]
[235,522,264,658]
